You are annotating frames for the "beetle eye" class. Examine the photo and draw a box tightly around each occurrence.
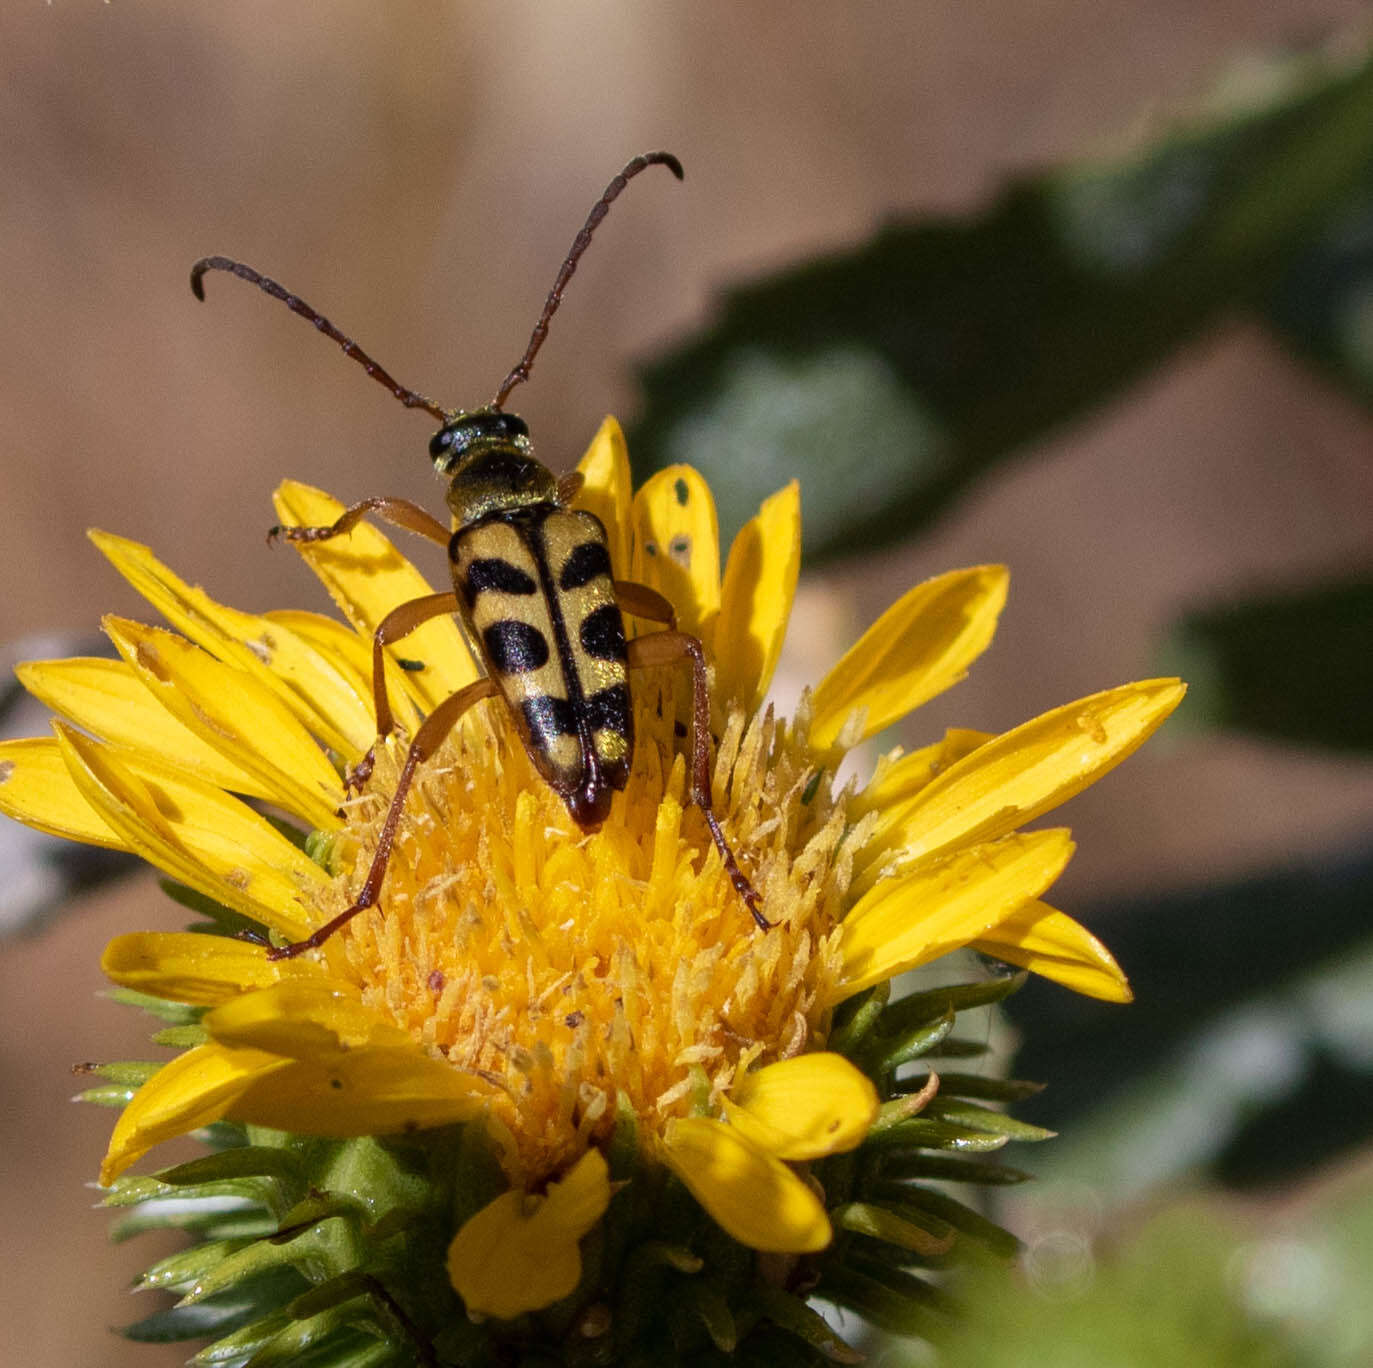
[429,429,454,460]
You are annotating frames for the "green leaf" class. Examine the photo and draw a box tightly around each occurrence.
[876,1153,1033,1186]
[161,878,268,939]
[820,1261,951,1339]
[934,1071,1045,1103]
[832,1200,956,1257]
[631,47,1373,559]
[747,1287,863,1364]
[922,1097,1057,1142]
[137,1238,252,1294]
[104,986,203,1024]
[123,1268,306,1345]
[868,1182,1024,1259]
[863,1117,1011,1154]
[1169,574,1373,752]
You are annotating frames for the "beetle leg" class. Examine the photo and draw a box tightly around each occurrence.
[555,470,586,505]
[347,591,460,791]
[627,630,770,929]
[268,675,498,960]
[268,495,451,548]
[614,578,677,630]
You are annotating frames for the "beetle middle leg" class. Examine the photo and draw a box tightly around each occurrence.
[627,629,769,930]
[268,675,498,960]
[614,578,676,631]
[345,591,460,791]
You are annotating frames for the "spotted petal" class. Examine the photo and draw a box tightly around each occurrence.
[265,608,422,740]
[629,466,721,642]
[971,900,1132,1003]
[714,482,801,710]
[447,1149,610,1319]
[722,1052,877,1160]
[662,1116,831,1253]
[271,481,478,706]
[575,416,633,577]
[809,566,1008,753]
[225,1047,493,1136]
[830,829,1076,1003]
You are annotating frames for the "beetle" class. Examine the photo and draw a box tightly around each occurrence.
[190,153,765,959]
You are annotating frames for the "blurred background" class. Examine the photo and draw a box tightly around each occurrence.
[2,4,1372,1365]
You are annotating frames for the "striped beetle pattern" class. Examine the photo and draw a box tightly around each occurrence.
[190,152,765,960]
[452,503,631,827]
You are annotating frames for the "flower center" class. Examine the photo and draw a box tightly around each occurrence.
[321,674,855,1184]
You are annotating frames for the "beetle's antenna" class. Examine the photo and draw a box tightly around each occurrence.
[190,256,450,423]
[491,151,684,410]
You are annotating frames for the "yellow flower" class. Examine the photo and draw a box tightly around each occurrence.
[0,417,1182,1327]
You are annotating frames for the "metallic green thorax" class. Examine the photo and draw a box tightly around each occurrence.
[431,409,556,525]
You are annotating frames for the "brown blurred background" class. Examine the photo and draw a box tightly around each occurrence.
[3,5,1373,1365]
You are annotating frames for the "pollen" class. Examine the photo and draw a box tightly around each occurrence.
[328,673,856,1185]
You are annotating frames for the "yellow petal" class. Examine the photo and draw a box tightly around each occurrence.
[713,482,801,710]
[271,481,477,707]
[722,1052,877,1160]
[100,1042,289,1184]
[101,931,328,1006]
[265,608,422,740]
[970,900,1132,1003]
[829,829,1076,1003]
[88,530,372,758]
[14,658,277,801]
[855,679,1186,893]
[808,566,1009,753]
[447,1149,610,1319]
[55,725,321,941]
[104,619,343,832]
[629,466,721,641]
[204,983,408,1057]
[853,728,992,817]
[574,416,632,577]
[0,737,125,849]
[661,1117,831,1253]
[227,1047,492,1135]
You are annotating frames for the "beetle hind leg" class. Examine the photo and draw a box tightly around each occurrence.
[626,630,771,931]
[269,676,497,960]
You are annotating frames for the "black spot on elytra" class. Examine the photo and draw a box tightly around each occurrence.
[585,684,630,730]
[464,557,537,605]
[559,541,612,590]
[484,619,549,673]
[523,693,578,738]
[579,603,626,661]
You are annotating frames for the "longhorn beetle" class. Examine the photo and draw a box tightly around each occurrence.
[191,152,766,960]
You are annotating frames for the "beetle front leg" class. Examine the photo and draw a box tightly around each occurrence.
[269,676,497,959]
[627,630,769,930]
[268,495,451,548]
